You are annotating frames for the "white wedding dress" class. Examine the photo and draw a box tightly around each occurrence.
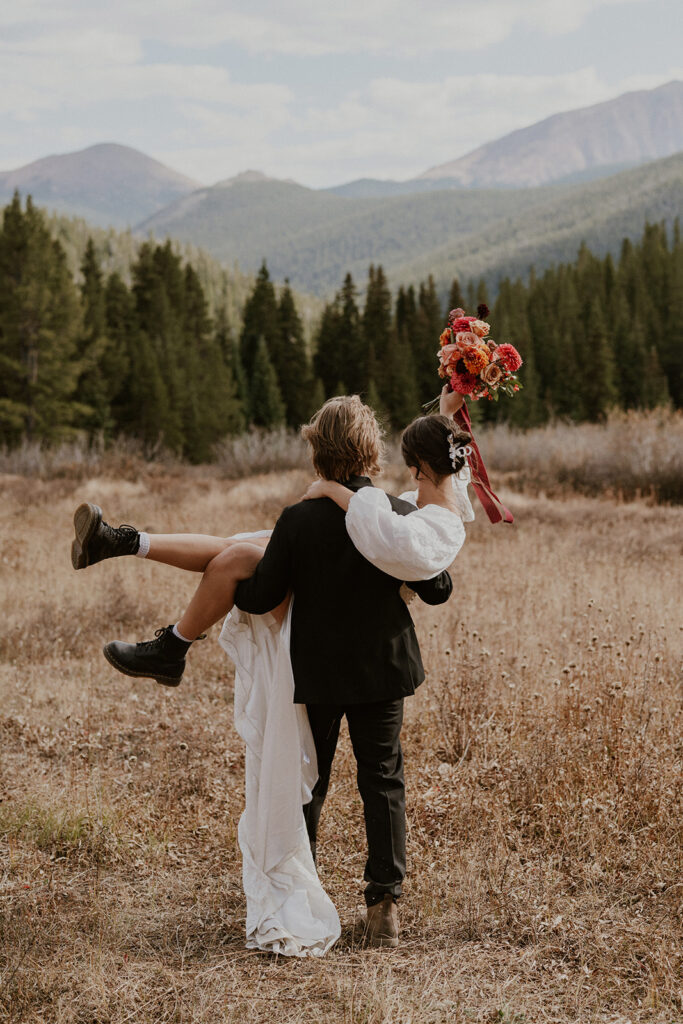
[218,474,473,956]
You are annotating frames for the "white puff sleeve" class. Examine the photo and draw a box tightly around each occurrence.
[345,487,465,581]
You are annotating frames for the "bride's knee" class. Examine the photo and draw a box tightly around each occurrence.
[206,542,262,579]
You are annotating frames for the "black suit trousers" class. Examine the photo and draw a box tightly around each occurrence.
[303,699,405,906]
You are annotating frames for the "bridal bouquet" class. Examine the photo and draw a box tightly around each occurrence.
[436,304,523,402]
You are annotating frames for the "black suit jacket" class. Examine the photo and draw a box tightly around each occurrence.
[234,476,452,705]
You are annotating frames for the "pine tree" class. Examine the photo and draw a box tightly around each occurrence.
[181,263,244,460]
[75,237,115,434]
[642,346,670,408]
[384,330,419,429]
[250,336,286,428]
[130,242,184,452]
[447,278,466,314]
[579,298,617,420]
[615,300,649,409]
[0,193,82,444]
[553,330,584,419]
[276,282,316,426]
[660,230,683,405]
[492,279,543,426]
[362,265,393,404]
[413,276,442,405]
[124,331,171,448]
[475,278,490,310]
[336,273,366,394]
[216,305,250,421]
[103,271,137,432]
[308,377,325,419]
[364,378,389,430]
[239,261,279,381]
[313,300,343,397]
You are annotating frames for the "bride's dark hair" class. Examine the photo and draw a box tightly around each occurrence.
[401,414,471,480]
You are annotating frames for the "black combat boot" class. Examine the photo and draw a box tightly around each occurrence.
[71,503,140,570]
[103,626,190,687]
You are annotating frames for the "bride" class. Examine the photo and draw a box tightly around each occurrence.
[71,390,473,956]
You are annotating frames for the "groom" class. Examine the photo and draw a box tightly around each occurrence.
[233,395,452,948]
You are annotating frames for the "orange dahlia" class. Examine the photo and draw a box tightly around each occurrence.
[462,346,490,374]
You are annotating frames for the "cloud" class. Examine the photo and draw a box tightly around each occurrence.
[278,66,683,184]
[152,65,682,187]
[0,33,292,115]
[1,0,649,57]
[0,0,678,188]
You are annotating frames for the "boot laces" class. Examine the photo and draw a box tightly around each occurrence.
[108,522,138,539]
[137,627,171,652]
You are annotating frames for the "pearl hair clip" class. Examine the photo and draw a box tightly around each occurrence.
[447,433,472,468]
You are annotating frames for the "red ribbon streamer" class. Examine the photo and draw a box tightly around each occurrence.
[455,404,514,524]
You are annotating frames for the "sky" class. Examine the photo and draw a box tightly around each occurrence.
[1,0,681,189]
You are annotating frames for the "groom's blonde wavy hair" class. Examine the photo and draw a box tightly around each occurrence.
[301,395,384,481]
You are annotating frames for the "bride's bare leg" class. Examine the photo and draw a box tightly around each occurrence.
[146,533,239,572]
[175,538,271,640]
[102,536,287,686]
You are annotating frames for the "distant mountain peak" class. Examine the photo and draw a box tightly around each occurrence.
[417,79,683,189]
[215,169,299,188]
[0,142,201,228]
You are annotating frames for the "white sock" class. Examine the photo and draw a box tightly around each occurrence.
[172,623,193,644]
[135,532,150,558]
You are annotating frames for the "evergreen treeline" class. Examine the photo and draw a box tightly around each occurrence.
[0,195,319,460]
[313,220,681,428]
[1,193,680,460]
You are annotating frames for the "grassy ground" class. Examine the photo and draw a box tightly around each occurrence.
[1,464,681,1023]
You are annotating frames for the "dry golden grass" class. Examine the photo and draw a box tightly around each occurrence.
[1,463,682,1024]
[478,410,683,505]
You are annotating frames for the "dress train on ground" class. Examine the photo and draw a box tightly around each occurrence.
[219,598,341,957]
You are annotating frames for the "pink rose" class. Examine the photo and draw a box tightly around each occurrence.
[439,343,459,368]
[455,330,480,349]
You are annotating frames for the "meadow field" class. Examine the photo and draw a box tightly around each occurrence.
[1,425,682,1023]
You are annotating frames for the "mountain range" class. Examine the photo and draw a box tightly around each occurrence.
[416,80,683,188]
[1,81,681,295]
[326,81,683,196]
[0,143,200,227]
[139,152,683,295]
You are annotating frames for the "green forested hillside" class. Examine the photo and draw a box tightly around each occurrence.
[0,196,323,460]
[42,209,323,339]
[392,151,683,298]
[1,194,679,463]
[139,177,573,294]
[138,153,683,297]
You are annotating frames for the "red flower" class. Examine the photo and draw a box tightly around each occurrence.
[477,303,489,320]
[449,315,476,332]
[496,344,523,372]
[450,370,478,395]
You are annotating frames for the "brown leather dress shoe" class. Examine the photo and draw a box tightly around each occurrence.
[363,895,399,948]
